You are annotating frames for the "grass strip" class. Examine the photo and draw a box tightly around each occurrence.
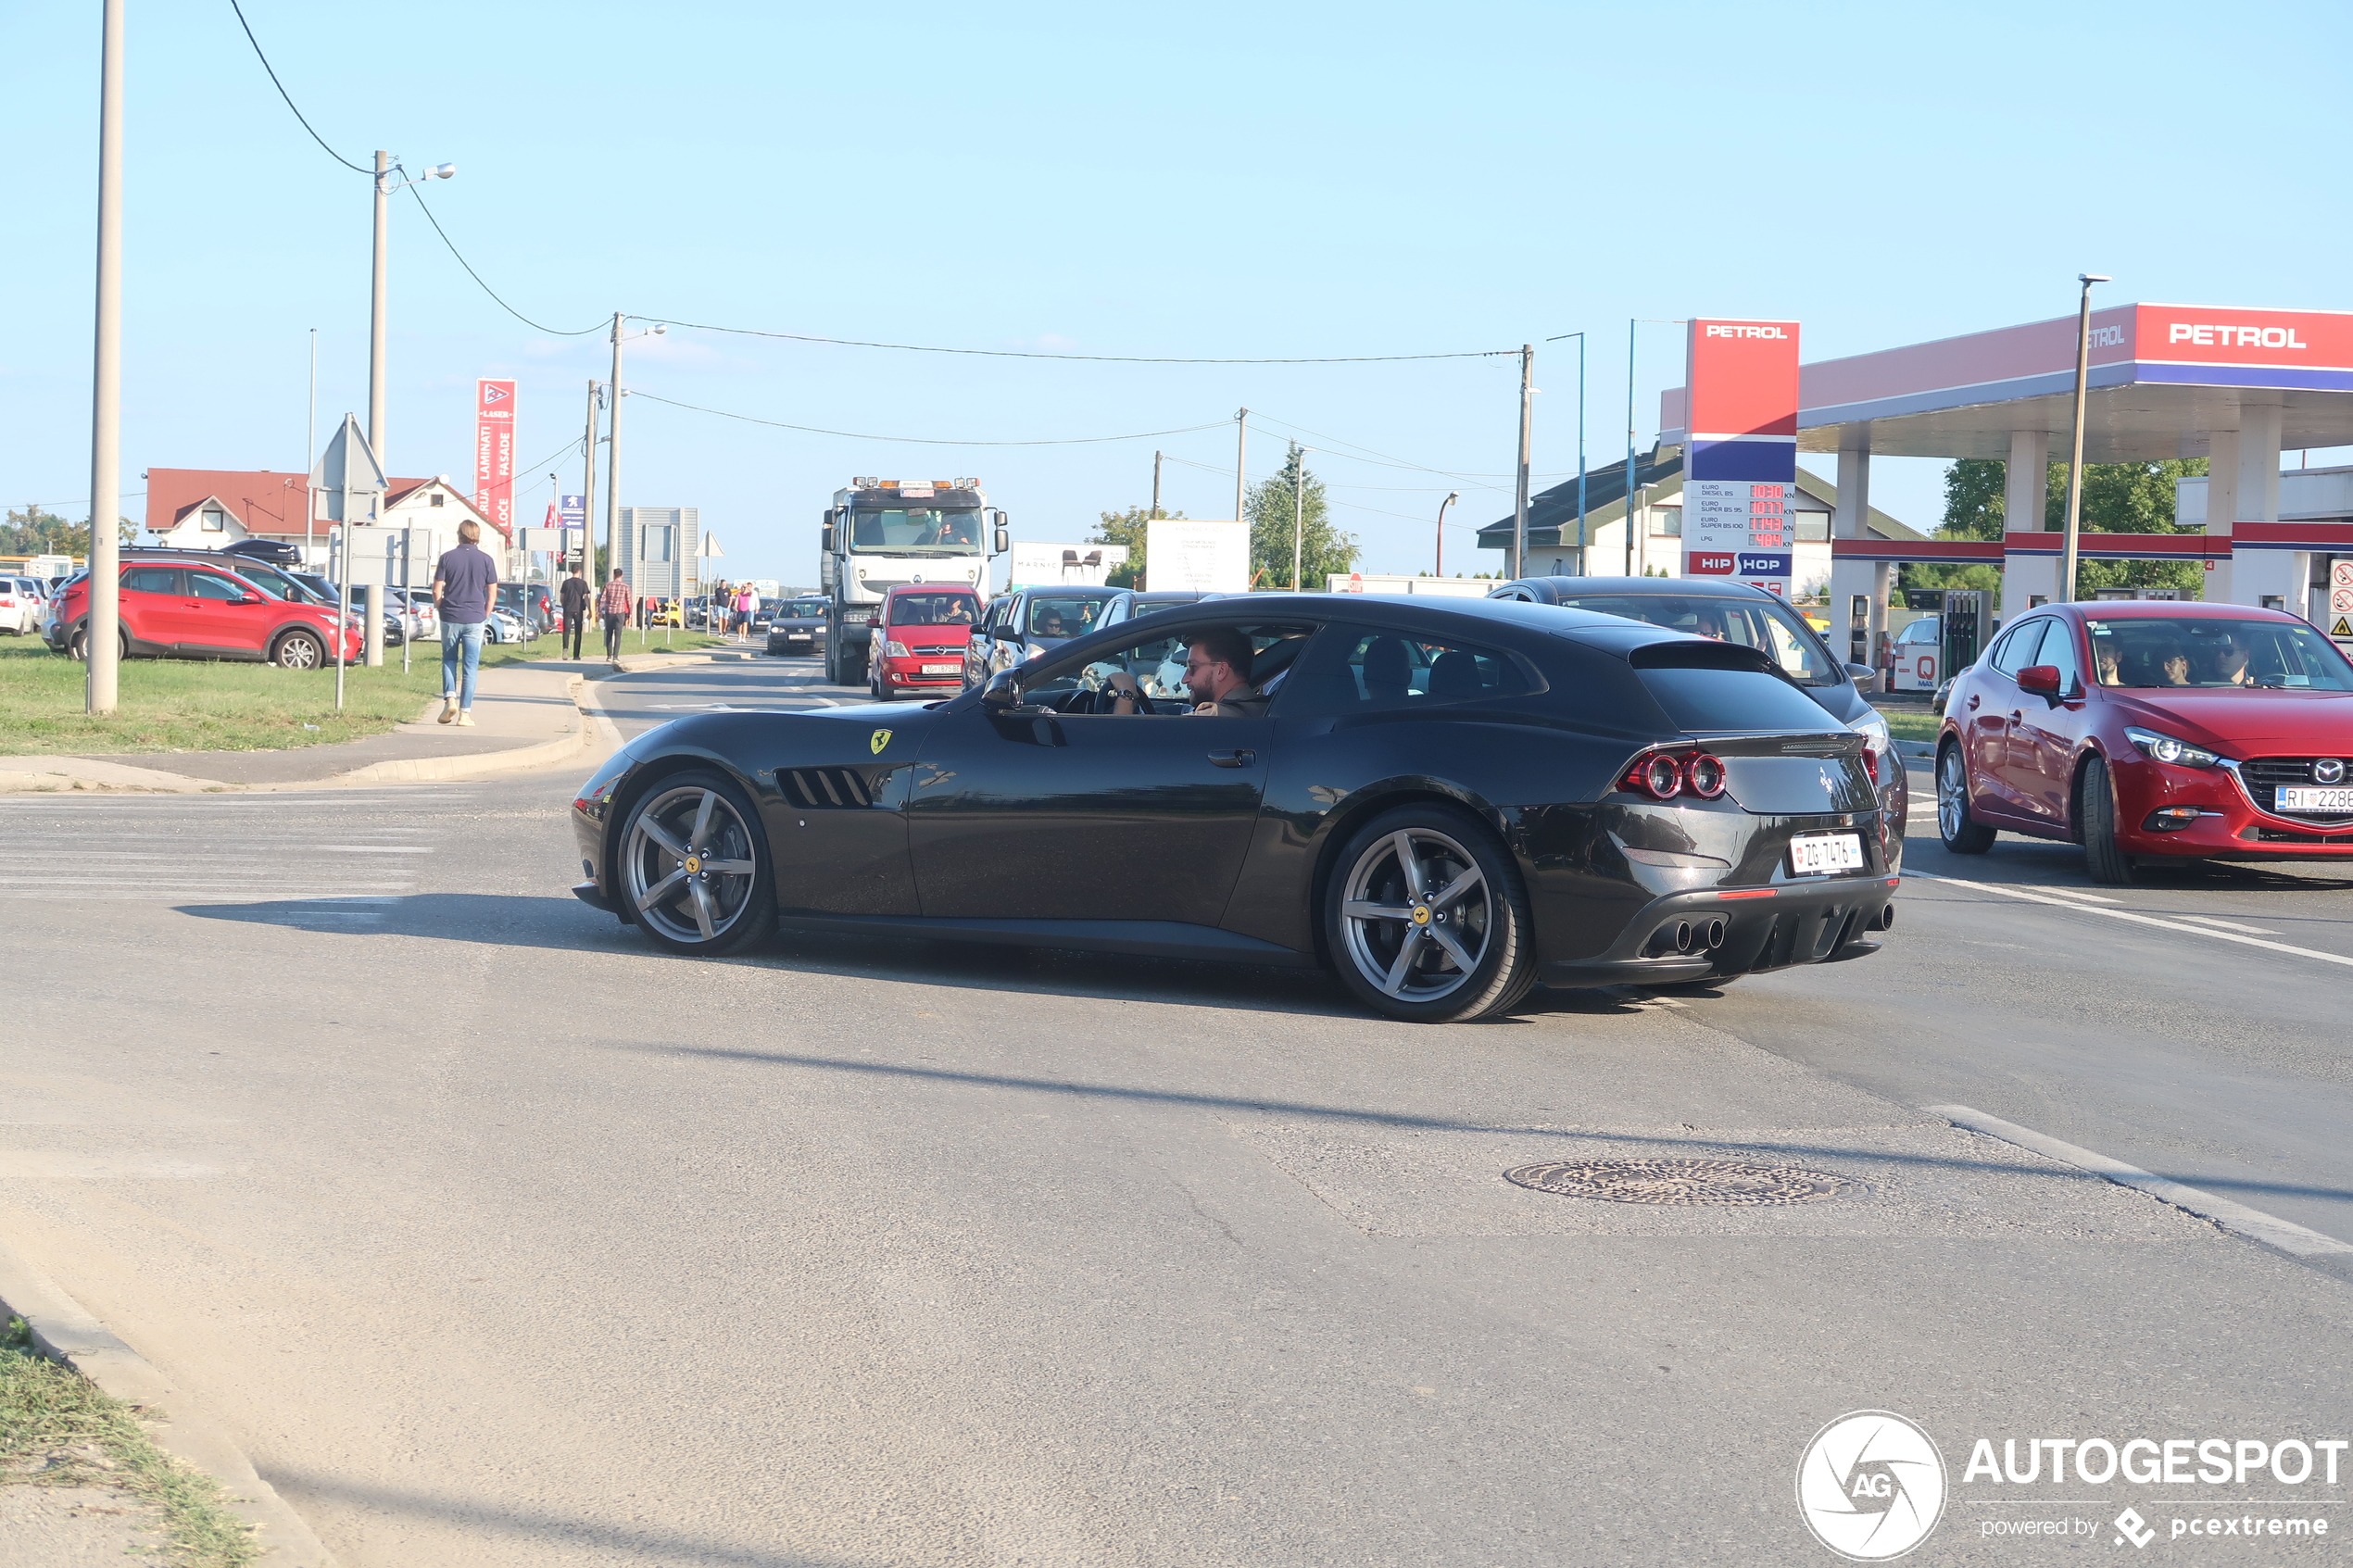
[1874,708,1942,744]
[1,1316,260,1567]
[0,633,729,757]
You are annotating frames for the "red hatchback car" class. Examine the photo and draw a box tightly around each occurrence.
[50,561,361,669]
[1936,601,2353,883]
[867,584,983,701]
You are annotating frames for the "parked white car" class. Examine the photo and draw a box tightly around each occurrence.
[0,576,46,635]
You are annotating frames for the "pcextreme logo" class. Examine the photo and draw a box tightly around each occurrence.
[1796,1411,1948,1561]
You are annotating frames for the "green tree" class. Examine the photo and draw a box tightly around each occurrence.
[1088,504,1181,589]
[1245,445,1356,590]
[2,506,133,558]
[1911,456,2208,597]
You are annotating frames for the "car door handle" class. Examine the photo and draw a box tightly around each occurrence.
[1208,749,1255,769]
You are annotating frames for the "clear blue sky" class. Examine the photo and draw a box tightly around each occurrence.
[11,0,2353,585]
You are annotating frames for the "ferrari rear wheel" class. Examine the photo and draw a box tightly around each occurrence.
[2080,755,2137,886]
[1324,805,1534,1023]
[1936,742,1995,855]
[619,771,774,956]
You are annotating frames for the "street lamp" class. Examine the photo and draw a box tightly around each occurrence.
[1435,491,1459,577]
[368,154,456,471]
[2058,272,2111,604]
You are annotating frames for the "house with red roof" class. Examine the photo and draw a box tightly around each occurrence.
[145,468,498,565]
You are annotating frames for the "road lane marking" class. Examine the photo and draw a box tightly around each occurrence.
[1903,869,2353,971]
[305,846,434,853]
[2032,886,2120,903]
[1927,1104,2353,1259]
[2178,913,2283,935]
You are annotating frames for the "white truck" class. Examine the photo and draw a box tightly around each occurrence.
[820,478,1006,685]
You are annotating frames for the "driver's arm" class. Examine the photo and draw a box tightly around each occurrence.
[1104,671,1150,714]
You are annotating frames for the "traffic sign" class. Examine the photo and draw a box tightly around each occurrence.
[2334,559,2353,590]
[2332,585,2353,615]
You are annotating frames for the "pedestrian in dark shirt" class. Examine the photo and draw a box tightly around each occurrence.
[432,521,499,726]
[598,571,632,665]
[559,566,590,659]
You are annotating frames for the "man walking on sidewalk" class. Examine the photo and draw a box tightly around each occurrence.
[560,565,590,659]
[432,521,498,726]
[599,571,632,666]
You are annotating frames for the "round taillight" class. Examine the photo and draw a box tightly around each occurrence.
[1687,753,1727,798]
[1640,753,1683,799]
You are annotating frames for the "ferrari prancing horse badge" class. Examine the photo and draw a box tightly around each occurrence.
[870,728,893,755]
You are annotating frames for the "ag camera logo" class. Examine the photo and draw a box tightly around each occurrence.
[1797,1411,1947,1561]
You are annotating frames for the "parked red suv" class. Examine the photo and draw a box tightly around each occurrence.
[49,561,361,669]
[1935,600,2353,883]
[867,585,983,701]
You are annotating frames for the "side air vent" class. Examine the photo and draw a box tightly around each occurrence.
[781,767,876,809]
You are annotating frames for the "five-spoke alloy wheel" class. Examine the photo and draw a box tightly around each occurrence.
[1324,805,1533,1023]
[1936,743,1994,854]
[619,771,774,956]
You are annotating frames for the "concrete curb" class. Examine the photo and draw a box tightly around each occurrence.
[0,672,614,795]
[1895,738,1935,759]
[326,673,598,786]
[0,1236,337,1566]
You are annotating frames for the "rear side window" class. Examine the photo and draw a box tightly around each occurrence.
[122,568,182,595]
[1291,625,1531,712]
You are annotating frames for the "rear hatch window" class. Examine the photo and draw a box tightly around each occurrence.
[1629,641,1843,733]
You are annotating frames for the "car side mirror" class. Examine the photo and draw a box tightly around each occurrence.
[1843,662,1873,680]
[236,593,263,605]
[981,670,1021,711]
[993,527,1010,556]
[2018,664,2061,696]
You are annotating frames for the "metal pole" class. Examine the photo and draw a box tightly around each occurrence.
[605,314,623,609]
[400,528,410,673]
[334,524,347,710]
[1151,449,1163,519]
[1625,320,1639,577]
[85,0,124,713]
[1577,333,1588,575]
[1437,491,1458,577]
[582,379,599,587]
[1512,344,1532,581]
[1233,408,1248,525]
[369,152,389,471]
[1290,445,1306,591]
[306,328,317,571]
[2059,273,2108,604]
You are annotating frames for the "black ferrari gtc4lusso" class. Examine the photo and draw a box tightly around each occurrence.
[569,595,1895,1022]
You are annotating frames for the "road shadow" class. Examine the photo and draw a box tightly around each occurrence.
[266,1469,859,1568]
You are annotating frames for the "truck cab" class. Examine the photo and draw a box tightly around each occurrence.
[821,478,1005,685]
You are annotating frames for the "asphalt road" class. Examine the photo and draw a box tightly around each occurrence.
[5,651,2350,1566]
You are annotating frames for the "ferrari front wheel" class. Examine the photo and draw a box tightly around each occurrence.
[1323,805,1535,1023]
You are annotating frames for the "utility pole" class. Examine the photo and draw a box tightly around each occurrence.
[2059,273,2110,604]
[604,313,624,602]
[1290,444,1306,592]
[1151,449,1163,520]
[1436,491,1458,577]
[1625,320,1639,577]
[1512,344,1533,580]
[369,151,390,471]
[85,0,125,714]
[582,380,600,583]
[1233,408,1248,524]
[1576,332,1588,576]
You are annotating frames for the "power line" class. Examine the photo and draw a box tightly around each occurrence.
[225,0,371,174]
[632,317,1516,366]
[629,391,1231,448]
[404,184,606,336]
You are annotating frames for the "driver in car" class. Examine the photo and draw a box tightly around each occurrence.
[1103,628,1268,718]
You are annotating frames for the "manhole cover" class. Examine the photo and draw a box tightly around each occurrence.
[1504,1158,1848,1207]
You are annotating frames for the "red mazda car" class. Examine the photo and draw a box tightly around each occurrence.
[48,560,361,669]
[867,584,983,702]
[1935,601,2353,883]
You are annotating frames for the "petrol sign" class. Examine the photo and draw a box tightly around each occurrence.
[1684,318,1800,596]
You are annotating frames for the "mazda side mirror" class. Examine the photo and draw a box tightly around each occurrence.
[1843,662,1873,680]
[2018,664,2061,696]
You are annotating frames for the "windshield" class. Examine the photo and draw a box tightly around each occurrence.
[889,592,978,626]
[2087,617,2353,691]
[786,599,827,619]
[1025,596,1113,639]
[849,508,983,555]
[1554,593,1841,686]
